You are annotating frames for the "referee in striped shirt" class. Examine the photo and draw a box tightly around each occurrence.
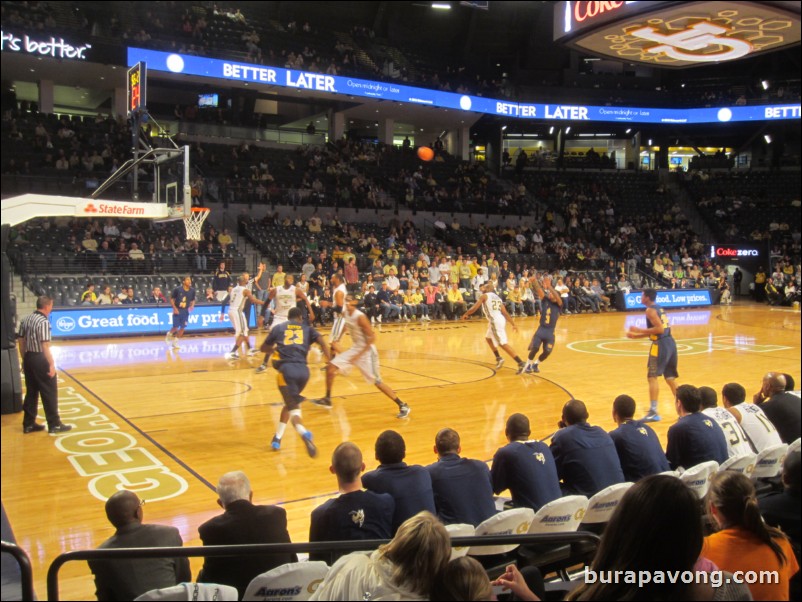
[17,296,71,434]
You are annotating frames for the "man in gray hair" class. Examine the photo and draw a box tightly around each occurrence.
[197,471,297,598]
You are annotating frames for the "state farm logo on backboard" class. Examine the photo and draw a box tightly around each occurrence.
[75,200,169,219]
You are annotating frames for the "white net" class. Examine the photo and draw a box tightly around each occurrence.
[183,208,210,241]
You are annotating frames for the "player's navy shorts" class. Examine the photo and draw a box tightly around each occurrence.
[647,336,678,379]
[529,327,556,351]
[276,363,310,410]
[173,310,189,329]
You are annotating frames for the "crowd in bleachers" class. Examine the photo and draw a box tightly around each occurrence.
[82,374,800,601]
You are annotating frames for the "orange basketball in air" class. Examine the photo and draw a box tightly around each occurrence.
[417,146,434,161]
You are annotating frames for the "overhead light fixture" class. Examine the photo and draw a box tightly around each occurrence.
[681,83,686,88]
[625,128,631,134]
[764,134,772,143]
[549,126,554,134]
[648,139,653,145]
[501,125,507,131]
[565,127,571,133]
[432,3,451,9]
[761,80,770,90]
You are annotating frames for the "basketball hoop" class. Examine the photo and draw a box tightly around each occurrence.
[183,207,210,241]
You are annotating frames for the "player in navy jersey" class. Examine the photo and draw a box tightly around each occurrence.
[609,394,670,482]
[626,288,679,422]
[166,276,196,349]
[260,308,331,457]
[521,274,563,374]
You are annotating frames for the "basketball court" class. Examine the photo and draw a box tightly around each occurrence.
[1,303,799,600]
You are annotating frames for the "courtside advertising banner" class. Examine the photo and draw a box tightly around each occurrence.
[49,304,254,339]
[623,289,713,310]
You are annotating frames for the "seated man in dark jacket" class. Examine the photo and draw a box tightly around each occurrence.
[362,430,436,533]
[426,428,497,526]
[89,490,191,601]
[666,384,728,470]
[197,471,297,598]
[550,399,625,496]
[309,442,394,564]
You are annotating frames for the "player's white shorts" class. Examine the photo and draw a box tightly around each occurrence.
[485,318,508,346]
[271,314,288,329]
[228,310,248,337]
[331,344,382,384]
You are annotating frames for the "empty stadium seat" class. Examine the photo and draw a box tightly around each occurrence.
[719,453,757,476]
[242,561,329,602]
[679,461,719,499]
[752,443,788,480]
[468,507,535,556]
[445,523,475,560]
[135,583,238,601]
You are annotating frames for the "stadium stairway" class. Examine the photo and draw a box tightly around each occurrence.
[662,171,715,242]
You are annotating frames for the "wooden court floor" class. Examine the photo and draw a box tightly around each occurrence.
[2,303,800,600]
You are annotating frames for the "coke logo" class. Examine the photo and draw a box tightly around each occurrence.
[715,248,758,257]
[574,1,626,23]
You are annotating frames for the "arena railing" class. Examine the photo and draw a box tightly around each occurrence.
[1,540,36,602]
[46,531,600,601]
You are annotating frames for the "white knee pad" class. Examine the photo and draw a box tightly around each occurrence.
[289,409,302,418]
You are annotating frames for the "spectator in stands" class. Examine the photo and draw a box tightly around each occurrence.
[704,471,799,601]
[567,475,751,601]
[446,282,467,320]
[310,511,451,601]
[212,261,232,301]
[721,382,783,453]
[609,394,670,482]
[377,281,400,322]
[217,228,233,252]
[88,490,191,601]
[491,413,561,511]
[81,283,98,305]
[754,372,801,444]
[425,428,497,526]
[97,285,113,306]
[197,471,297,599]
[666,384,728,470]
[149,287,167,304]
[309,442,394,565]
[551,399,625,496]
[363,430,436,533]
[120,287,142,305]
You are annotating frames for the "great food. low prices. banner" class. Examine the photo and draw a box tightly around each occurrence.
[49,304,255,339]
[623,289,713,310]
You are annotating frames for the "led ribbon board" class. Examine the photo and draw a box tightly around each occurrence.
[128,47,800,124]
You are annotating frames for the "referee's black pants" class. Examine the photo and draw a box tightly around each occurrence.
[22,352,61,428]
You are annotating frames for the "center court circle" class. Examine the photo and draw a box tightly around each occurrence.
[568,338,703,356]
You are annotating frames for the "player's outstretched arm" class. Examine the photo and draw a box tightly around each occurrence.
[463,294,486,319]
[499,303,518,331]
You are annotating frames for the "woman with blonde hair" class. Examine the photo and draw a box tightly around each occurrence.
[310,511,451,601]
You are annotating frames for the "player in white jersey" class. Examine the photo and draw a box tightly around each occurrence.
[311,294,410,418]
[221,273,265,360]
[256,274,315,373]
[699,386,754,457]
[328,273,349,343]
[462,282,525,372]
[722,382,783,452]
